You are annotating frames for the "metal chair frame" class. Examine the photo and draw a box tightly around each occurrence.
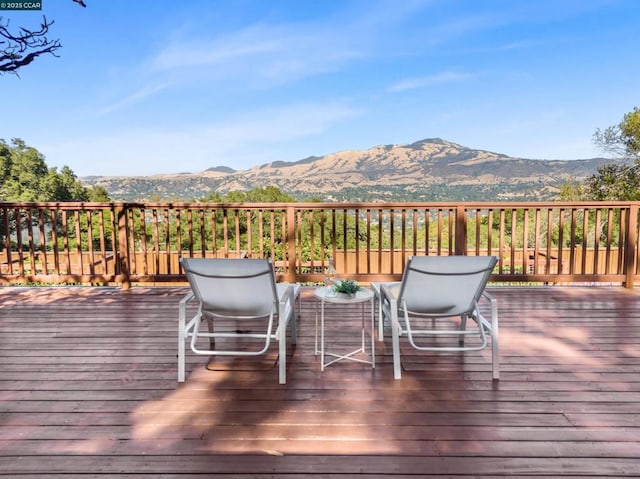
[178,258,297,384]
[381,255,499,380]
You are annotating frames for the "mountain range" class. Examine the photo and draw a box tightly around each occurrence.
[80,138,610,202]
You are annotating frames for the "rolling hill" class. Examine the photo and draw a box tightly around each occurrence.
[80,138,609,202]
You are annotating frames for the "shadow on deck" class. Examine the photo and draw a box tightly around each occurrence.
[0,285,639,477]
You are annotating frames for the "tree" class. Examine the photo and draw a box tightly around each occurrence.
[557,181,588,201]
[1,1,86,76]
[586,163,640,201]
[198,186,296,203]
[593,107,640,161]
[0,137,108,201]
[560,107,640,201]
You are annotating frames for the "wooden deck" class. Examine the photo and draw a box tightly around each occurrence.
[0,285,639,478]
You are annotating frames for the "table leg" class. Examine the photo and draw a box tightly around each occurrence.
[320,297,325,372]
[314,298,319,355]
[371,295,375,368]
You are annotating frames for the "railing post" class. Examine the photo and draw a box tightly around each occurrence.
[287,205,296,283]
[116,204,131,290]
[454,204,467,256]
[624,203,638,289]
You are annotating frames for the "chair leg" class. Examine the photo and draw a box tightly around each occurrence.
[178,305,187,382]
[279,326,287,384]
[492,337,500,380]
[491,315,500,380]
[459,314,467,346]
[489,297,500,380]
[391,311,402,380]
[377,287,384,341]
[291,306,298,346]
[206,316,215,350]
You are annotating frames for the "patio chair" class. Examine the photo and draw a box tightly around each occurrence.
[178,257,298,384]
[380,255,499,380]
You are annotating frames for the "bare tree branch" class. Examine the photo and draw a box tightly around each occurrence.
[1,1,87,76]
[0,16,61,75]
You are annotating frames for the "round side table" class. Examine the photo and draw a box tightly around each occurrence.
[314,286,375,371]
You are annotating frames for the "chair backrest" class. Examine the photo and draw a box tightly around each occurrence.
[180,258,278,318]
[398,255,497,317]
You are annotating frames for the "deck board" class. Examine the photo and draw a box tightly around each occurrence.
[1,285,639,477]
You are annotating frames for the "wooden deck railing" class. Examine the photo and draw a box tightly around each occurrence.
[1,201,639,288]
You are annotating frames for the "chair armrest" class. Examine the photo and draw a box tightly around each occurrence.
[179,292,198,332]
[179,292,196,307]
[277,284,295,321]
[479,290,498,333]
[380,282,399,317]
[380,283,400,304]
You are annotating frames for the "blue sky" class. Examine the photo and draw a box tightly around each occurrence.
[2,0,639,177]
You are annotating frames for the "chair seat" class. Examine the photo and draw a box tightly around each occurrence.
[178,258,299,385]
[380,255,499,380]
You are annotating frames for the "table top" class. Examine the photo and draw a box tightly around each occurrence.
[314,286,374,304]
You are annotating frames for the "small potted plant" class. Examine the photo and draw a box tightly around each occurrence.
[333,279,362,298]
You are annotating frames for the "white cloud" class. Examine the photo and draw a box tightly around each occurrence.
[96,20,367,115]
[98,81,175,116]
[150,24,284,72]
[43,101,361,176]
[388,71,473,92]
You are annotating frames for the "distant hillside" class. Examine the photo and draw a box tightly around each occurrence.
[80,138,609,201]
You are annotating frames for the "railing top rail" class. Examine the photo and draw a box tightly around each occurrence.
[2,201,640,209]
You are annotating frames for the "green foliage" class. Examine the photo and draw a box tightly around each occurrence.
[593,107,640,160]
[0,138,108,202]
[557,181,589,201]
[333,279,361,295]
[0,138,113,254]
[561,107,640,201]
[87,185,111,202]
[199,185,295,203]
[587,163,640,201]
[620,107,640,157]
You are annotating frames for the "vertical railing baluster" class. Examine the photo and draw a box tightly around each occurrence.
[522,209,529,275]
[247,209,254,257]
[287,206,296,282]
[98,209,107,275]
[425,208,430,256]
[187,208,194,258]
[605,208,613,274]
[377,209,382,273]
[401,208,406,267]
[50,208,60,275]
[310,210,316,273]
[355,208,360,275]
[258,209,264,258]
[342,208,347,273]
[581,208,589,274]
[234,209,241,256]
[175,209,182,270]
[558,208,565,275]
[199,209,206,258]
[269,210,275,262]
[569,209,577,275]
[138,208,148,275]
[87,210,95,275]
[545,208,552,275]
[389,208,395,273]
[533,208,540,275]
[37,208,47,275]
[593,209,602,275]
[498,209,505,274]
[625,204,638,288]
[26,209,36,275]
[366,209,371,274]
